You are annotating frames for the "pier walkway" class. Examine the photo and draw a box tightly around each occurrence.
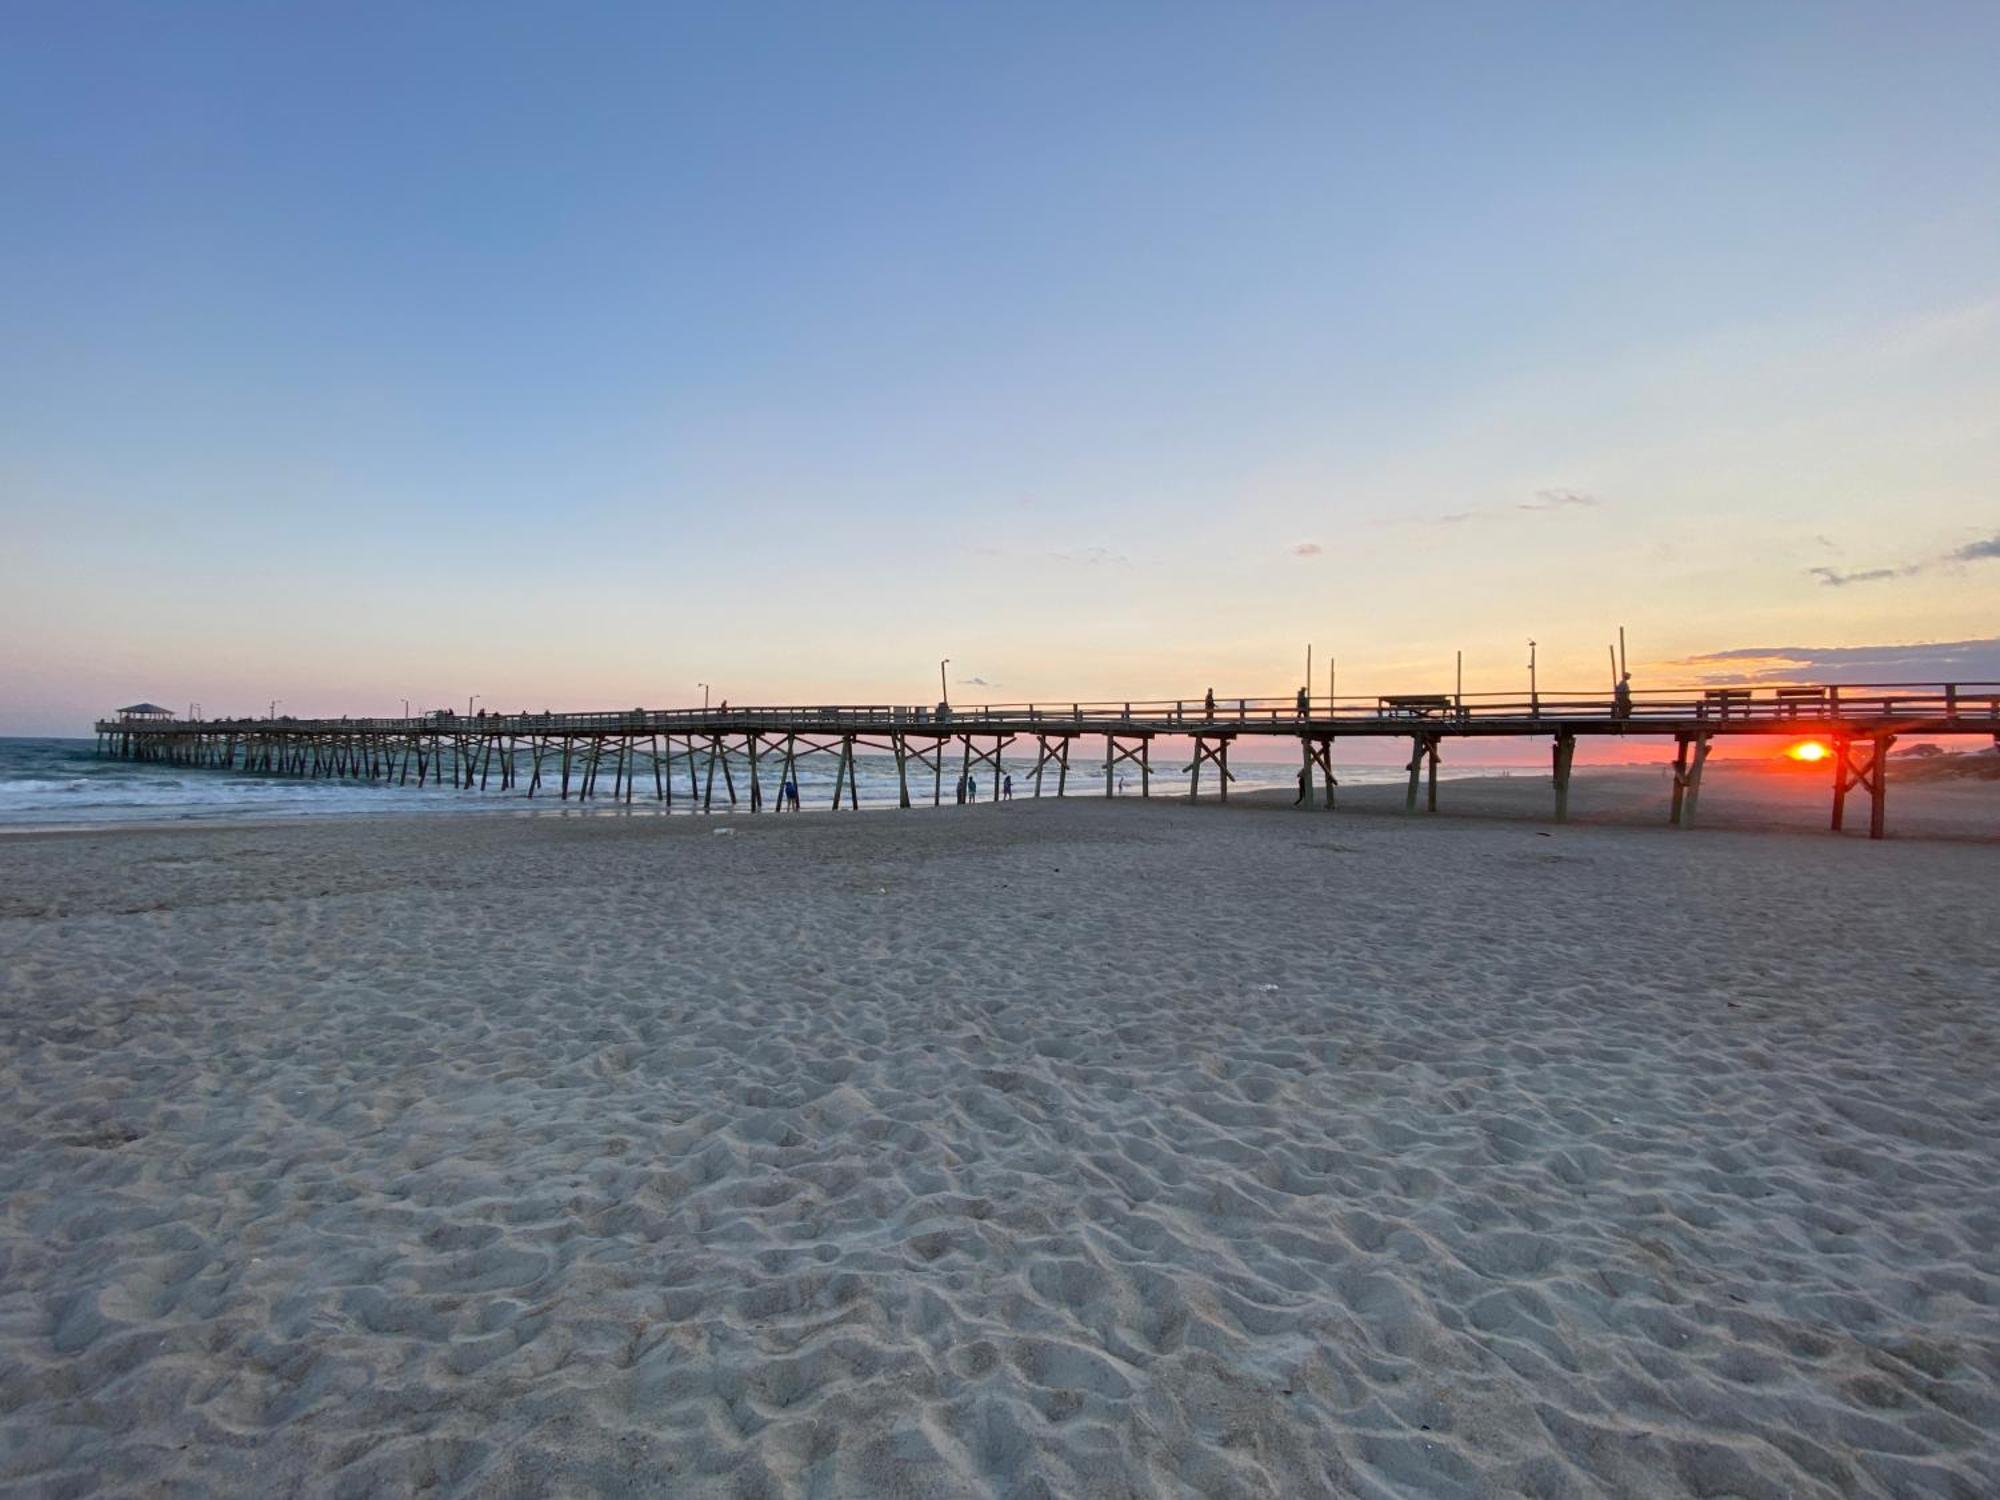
[97,682,2000,839]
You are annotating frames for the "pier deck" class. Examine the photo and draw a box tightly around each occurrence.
[97,683,2000,838]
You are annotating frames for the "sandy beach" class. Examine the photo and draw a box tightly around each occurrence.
[3,776,1998,1497]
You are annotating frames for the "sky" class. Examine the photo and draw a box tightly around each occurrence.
[3,1,1998,736]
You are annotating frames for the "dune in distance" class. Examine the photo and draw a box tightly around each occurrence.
[2,773,1997,1497]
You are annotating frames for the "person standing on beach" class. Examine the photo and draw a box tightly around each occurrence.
[968,775,978,801]
[1003,774,1013,800]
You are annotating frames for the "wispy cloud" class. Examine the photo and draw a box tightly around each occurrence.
[1950,533,2000,562]
[1425,488,1603,526]
[1290,541,1323,557]
[1808,565,1907,587]
[958,675,994,687]
[1518,488,1600,512]
[1047,546,1127,566]
[975,544,1129,566]
[1806,529,2000,586]
[1682,636,2000,683]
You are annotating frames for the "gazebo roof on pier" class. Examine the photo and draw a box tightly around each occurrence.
[116,703,176,717]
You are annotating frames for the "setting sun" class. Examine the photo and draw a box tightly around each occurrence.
[1787,740,1830,763]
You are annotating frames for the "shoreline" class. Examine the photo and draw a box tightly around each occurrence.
[5,764,1994,844]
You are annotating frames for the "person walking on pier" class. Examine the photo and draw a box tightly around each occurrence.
[1613,673,1633,721]
[1204,688,1216,721]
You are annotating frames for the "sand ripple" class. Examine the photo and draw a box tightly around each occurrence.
[3,801,1998,1495]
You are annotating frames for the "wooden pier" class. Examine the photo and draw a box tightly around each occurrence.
[96,682,2000,838]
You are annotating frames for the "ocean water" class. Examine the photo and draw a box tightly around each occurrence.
[0,737,1500,829]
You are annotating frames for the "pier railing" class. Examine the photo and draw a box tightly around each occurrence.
[99,681,2000,737]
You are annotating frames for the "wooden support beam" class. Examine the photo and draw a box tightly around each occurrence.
[1871,733,1891,839]
[835,734,860,810]
[1184,735,1234,803]
[1034,734,1072,798]
[951,734,1010,803]
[775,734,798,811]
[1398,734,1442,813]
[679,736,699,804]
[1299,736,1336,809]
[1103,734,1152,797]
[1679,733,1712,828]
[1831,737,1850,831]
[702,734,738,811]
[1832,733,1896,838]
[1552,731,1577,823]
[895,733,949,807]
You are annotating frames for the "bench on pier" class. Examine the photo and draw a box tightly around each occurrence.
[1377,694,1452,719]
[1702,688,1754,719]
[1775,688,1826,718]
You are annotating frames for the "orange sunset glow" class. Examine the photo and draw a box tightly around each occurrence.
[1787,740,1830,763]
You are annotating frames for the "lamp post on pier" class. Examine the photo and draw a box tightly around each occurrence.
[939,659,950,710]
[1527,641,1539,719]
[699,682,710,711]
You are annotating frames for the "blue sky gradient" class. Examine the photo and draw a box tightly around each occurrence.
[4,2,1997,731]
